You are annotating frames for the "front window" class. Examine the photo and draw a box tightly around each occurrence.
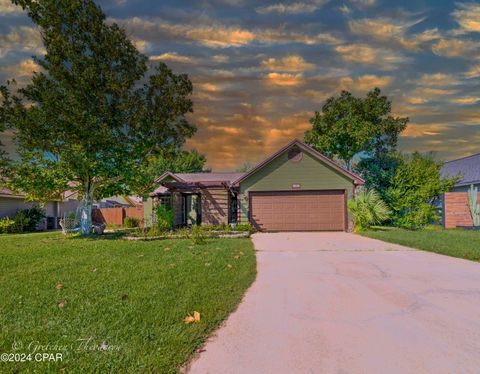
[229,193,238,224]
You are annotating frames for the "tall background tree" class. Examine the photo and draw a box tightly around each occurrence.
[132,149,207,195]
[304,88,408,171]
[0,0,199,234]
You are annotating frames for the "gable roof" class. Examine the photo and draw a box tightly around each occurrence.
[441,152,480,186]
[155,171,244,184]
[154,171,186,183]
[151,171,246,196]
[232,139,365,185]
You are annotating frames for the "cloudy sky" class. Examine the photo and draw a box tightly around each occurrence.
[1,0,480,170]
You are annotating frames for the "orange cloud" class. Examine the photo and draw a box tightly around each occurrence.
[452,3,480,34]
[451,97,480,105]
[402,123,448,138]
[149,52,197,64]
[256,1,326,14]
[261,54,315,71]
[335,44,407,68]
[264,72,305,86]
[413,73,459,86]
[432,38,479,58]
[0,59,39,77]
[339,74,393,91]
[464,64,480,78]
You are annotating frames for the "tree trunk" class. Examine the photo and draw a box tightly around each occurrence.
[80,188,94,235]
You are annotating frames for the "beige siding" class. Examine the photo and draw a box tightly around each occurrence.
[58,200,80,217]
[239,148,355,223]
[0,197,35,218]
[201,188,228,225]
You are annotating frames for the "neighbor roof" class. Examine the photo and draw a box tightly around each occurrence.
[232,139,365,185]
[441,153,480,186]
[0,186,24,198]
[155,171,244,184]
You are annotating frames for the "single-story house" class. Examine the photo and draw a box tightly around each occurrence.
[441,153,480,192]
[146,139,364,231]
[95,195,143,208]
[0,187,80,229]
[441,153,480,228]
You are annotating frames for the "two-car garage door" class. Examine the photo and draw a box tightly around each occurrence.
[249,190,346,231]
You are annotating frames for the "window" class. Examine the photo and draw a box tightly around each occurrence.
[158,195,171,209]
[229,193,238,224]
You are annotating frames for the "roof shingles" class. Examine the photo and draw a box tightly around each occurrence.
[441,153,480,186]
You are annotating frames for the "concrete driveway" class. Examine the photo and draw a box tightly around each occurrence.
[187,232,480,374]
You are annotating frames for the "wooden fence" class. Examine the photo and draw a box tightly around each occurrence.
[92,206,144,226]
[443,192,480,228]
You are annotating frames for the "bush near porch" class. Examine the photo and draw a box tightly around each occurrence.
[0,232,256,373]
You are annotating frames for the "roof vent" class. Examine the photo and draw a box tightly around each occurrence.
[288,147,303,163]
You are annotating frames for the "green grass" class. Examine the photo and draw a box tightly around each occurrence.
[362,226,480,261]
[0,232,256,373]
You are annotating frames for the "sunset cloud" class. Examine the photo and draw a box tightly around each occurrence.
[335,44,407,68]
[149,52,197,64]
[2,0,480,169]
[432,38,480,58]
[452,97,480,105]
[261,55,315,71]
[264,72,305,86]
[349,17,440,51]
[0,0,23,14]
[452,2,480,34]
[463,64,480,78]
[402,123,449,138]
[0,59,39,77]
[256,1,327,14]
[339,74,393,91]
[413,73,459,86]
[0,26,44,58]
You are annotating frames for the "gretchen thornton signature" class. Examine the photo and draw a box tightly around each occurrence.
[11,337,121,353]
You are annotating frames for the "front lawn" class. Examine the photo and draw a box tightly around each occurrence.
[0,232,256,373]
[362,227,480,261]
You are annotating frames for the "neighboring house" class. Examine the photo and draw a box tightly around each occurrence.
[147,139,364,231]
[441,153,480,228]
[441,153,480,192]
[0,187,80,229]
[95,195,143,208]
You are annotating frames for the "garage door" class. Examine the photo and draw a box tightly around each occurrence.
[249,190,345,231]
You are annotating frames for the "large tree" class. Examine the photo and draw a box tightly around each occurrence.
[0,0,196,234]
[304,88,408,170]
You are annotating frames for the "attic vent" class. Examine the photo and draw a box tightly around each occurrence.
[288,148,303,163]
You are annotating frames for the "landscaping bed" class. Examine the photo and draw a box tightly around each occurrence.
[0,232,256,373]
[125,224,253,241]
[362,226,480,262]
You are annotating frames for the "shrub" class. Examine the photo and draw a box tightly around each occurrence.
[386,152,457,229]
[124,216,140,228]
[393,203,437,230]
[201,224,230,232]
[191,225,207,245]
[156,204,173,231]
[348,189,391,231]
[233,223,253,232]
[13,206,46,232]
[0,217,16,234]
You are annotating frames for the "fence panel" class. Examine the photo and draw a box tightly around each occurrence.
[443,192,480,228]
[92,207,124,226]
